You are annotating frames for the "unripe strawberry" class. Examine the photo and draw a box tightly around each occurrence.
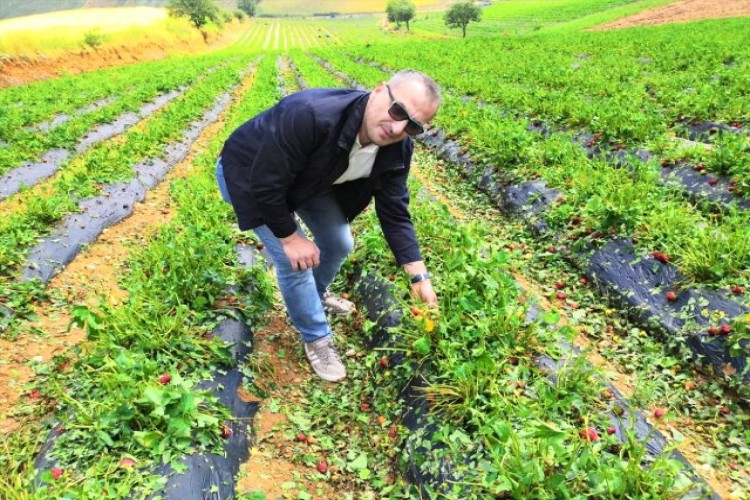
[120,458,136,469]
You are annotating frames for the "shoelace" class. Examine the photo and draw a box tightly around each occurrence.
[320,338,341,365]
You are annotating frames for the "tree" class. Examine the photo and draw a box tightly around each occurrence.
[444,1,481,38]
[386,0,416,31]
[168,0,221,30]
[237,0,258,17]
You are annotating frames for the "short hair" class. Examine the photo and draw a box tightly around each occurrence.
[388,70,441,105]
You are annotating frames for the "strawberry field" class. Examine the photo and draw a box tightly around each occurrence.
[0,1,749,498]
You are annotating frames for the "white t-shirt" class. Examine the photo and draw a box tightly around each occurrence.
[333,136,379,184]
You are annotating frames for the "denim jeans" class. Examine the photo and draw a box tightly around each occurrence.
[216,159,353,342]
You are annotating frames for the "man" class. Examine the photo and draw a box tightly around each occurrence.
[216,70,439,382]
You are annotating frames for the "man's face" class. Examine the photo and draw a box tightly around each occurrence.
[360,80,438,147]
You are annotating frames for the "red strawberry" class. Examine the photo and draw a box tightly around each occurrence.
[652,251,670,264]
[548,246,557,254]
[119,458,136,469]
[316,460,328,474]
[360,403,370,412]
[720,324,732,335]
[731,286,744,295]
[708,326,719,336]
[410,307,422,317]
[606,426,617,435]
[579,427,599,442]
[694,163,705,172]
[379,356,389,368]
[556,292,567,300]
[708,178,719,186]
[388,426,398,439]
[221,423,233,439]
[296,433,307,442]
[255,243,265,250]
[555,281,564,290]
[51,467,64,479]
[508,356,519,366]
[684,381,696,391]
[579,277,589,286]
[158,374,171,385]
[665,291,677,302]
[654,408,667,418]
[728,462,738,471]
[28,389,42,399]
[720,406,730,415]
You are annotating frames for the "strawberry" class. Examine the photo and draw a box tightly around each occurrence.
[388,426,398,439]
[556,291,567,300]
[410,307,422,317]
[508,356,519,366]
[360,403,370,412]
[158,374,171,385]
[376,415,387,426]
[606,426,617,435]
[119,458,136,470]
[316,460,328,474]
[255,242,265,250]
[684,381,696,391]
[665,291,677,302]
[579,277,589,286]
[730,285,744,295]
[708,326,719,336]
[548,246,557,254]
[296,433,307,442]
[578,427,599,442]
[694,163,705,172]
[720,406,730,415]
[708,178,719,186]
[51,467,64,479]
[379,356,389,368]
[613,406,625,417]
[654,408,667,419]
[720,324,732,335]
[555,281,564,290]
[652,251,670,264]
[28,389,42,399]
[728,462,738,471]
[221,423,233,439]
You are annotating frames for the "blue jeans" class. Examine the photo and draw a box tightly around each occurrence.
[216,159,353,342]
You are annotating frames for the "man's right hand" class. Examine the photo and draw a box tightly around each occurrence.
[280,232,320,271]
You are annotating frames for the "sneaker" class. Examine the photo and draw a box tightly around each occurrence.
[322,292,356,316]
[304,335,347,382]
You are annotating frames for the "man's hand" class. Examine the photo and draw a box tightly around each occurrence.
[280,232,320,271]
[403,260,438,307]
[411,279,437,306]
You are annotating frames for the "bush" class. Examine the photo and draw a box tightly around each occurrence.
[233,9,247,21]
[83,29,107,49]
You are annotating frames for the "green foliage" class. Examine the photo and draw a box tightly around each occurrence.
[444,1,481,38]
[82,28,108,49]
[167,0,220,30]
[386,0,416,31]
[237,0,258,17]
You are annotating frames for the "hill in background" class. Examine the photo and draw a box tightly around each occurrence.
[0,0,239,21]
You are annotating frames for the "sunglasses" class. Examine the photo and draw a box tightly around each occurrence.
[385,84,425,136]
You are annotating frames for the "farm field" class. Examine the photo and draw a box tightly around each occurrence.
[0,0,749,498]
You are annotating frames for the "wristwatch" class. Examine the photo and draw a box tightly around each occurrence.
[410,272,432,284]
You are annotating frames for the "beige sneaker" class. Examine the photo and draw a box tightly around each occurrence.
[322,292,356,316]
[304,335,346,382]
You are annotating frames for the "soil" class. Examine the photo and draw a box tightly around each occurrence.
[0,22,247,88]
[596,0,750,30]
[236,310,342,499]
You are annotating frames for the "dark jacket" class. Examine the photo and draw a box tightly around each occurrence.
[220,88,422,265]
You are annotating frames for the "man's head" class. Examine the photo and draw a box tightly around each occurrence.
[359,70,440,147]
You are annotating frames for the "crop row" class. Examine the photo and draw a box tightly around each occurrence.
[340,18,749,150]
[4,56,282,498]
[0,56,254,339]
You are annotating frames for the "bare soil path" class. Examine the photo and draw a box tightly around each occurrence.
[597,0,750,30]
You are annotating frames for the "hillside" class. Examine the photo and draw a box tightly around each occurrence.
[0,0,238,21]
